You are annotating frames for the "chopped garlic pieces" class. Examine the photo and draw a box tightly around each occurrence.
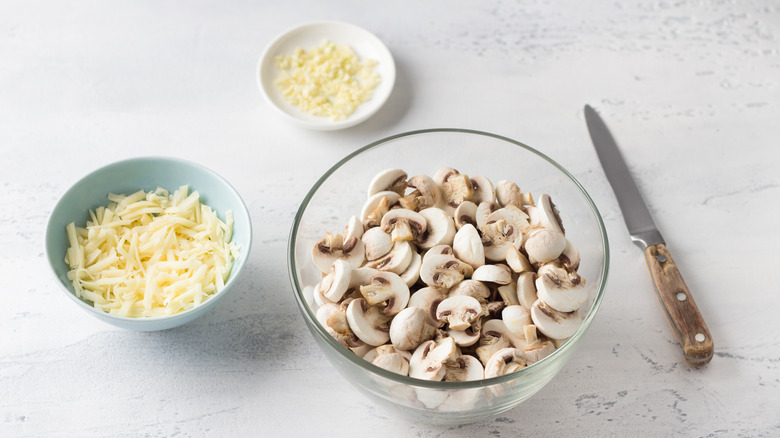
[274,40,380,121]
[65,186,240,318]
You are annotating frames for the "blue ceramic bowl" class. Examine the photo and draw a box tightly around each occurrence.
[44,157,252,331]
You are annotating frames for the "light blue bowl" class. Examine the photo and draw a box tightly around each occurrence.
[44,157,252,331]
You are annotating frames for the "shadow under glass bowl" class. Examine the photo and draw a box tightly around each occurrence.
[288,129,609,424]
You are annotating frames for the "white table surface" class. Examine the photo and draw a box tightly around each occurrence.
[2,1,779,436]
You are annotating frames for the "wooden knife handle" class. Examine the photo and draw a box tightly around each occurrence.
[644,244,714,366]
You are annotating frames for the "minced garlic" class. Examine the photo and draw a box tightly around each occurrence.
[64,186,240,318]
[274,40,380,121]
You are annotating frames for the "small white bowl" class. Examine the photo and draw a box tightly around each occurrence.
[257,21,396,131]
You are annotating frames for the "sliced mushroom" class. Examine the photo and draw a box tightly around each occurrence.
[524,228,566,265]
[358,271,410,315]
[469,175,495,205]
[448,279,491,303]
[400,174,442,211]
[342,215,364,241]
[453,200,478,230]
[495,180,523,208]
[452,223,485,269]
[380,208,427,242]
[433,167,460,185]
[475,201,497,229]
[416,207,456,249]
[420,254,474,289]
[360,191,400,228]
[484,347,529,378]
[497,282,519,306]
[502,304,532,338]
[421,244,453,264]
[441,173,474,214]
[363,344,412,376]
[346,298,392,346]
[389,307,438,351]
[312,281,334,308]
[559,238,580,271]
[522,324,555,363]
[530,299,581,340]
[409,336,458,381]
[474,319,526,366]
[316,302,363,349]
[535,263,588,312]
[436,295,483,331]
[408,287,446,327]
[448,317,482,347]
[505,246,534,273]
[516,271,538,310]
[399,251,422,287]
[311,232,366,273]
[361,226,393,261]
[443,354,484,382]
[319,259,352,302]
[480,206,529,262]
[367,168,408,197]
[365,241,414,275]
[527,193,564,235]
[471,263,512,285]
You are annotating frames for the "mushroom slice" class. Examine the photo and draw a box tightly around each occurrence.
[360,191,400,228]
[475,201,497,229]
[443,354,484,382]
[389,307,437,351]
[358,271,410,315]
[530,299,582,340]
[495,180,523,208]
[497,282,519,306]
[452,223,485,269]
[416,207,456,250]
[311,232,366,273]
[342,215,364,241]
[469,175,495,205]
[421,244,453,264]
[480,206,529,262]
[505,246,534,273]
[527,193,564,235]
[433,167,460,185]
[409,337,458,381]
[522,324,555,364]
[517,272,538,310]
[559,238,580,271]
[367,168,408,197]
[502,305,532,338]
[436,295,483,331]
[364,345,412,376]
[535,263,588,312]
[453,200,478,230]
[448,317,482,347]
[312,281,334,308]
[524,228,566,265]
[441,173,474,214]
[399,251,422,288]
[408,287,446,327]
[320,259,352,302]
[475,319,526,366]
[484,348,529,378]
[420,254,474,289]
[400,174,442,211]
[361,227,393,261]
[346,298,392,346]
[365,241,414,275]
[471,263,512,285]
[380,208,427,242]
[316,302,363,349]
[449,279,490,303]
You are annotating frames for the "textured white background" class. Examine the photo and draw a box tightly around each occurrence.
[2,0,779,436]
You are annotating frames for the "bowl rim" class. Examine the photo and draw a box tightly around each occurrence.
[44,155,253,325]
[288,128,610,389]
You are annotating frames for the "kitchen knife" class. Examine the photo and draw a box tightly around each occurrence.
[584,104,713,366]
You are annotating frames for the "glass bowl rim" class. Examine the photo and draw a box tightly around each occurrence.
[287,128,610,389]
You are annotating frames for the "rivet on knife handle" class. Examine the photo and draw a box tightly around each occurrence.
[644,243,714,366]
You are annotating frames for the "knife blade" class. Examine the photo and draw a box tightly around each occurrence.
[584,104,713,366]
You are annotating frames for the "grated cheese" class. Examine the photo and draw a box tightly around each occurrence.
[64,186,240,318]
[274,40,380,121]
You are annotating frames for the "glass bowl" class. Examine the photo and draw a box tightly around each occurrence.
[288,129,609,424]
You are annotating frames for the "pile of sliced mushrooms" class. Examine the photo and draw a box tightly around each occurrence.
[309,168,588,383]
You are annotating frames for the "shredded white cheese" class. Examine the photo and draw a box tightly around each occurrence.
[274,40,380,121]
[64,186,240,318]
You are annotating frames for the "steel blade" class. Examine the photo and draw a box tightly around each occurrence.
[584,105,663,248]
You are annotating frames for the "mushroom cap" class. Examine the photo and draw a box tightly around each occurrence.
[409,337,458,381]
[452,223,485,269]
[502,305,532,338]
[365,241,414,275]
[516,271,538,310]
[530,299,582,340]
[436,295,483,331]
[443,354,484,382]
[484,347,529,378]
[453,201,478,230]
[535,263,588,312]
[343,215,364,241]
[389,306,437,351]
[416,207,456,249]
[469,175,495,205]
[346,298,392,346]
[358,270,410,315]
[320,259,352,302]
[471,263,512,285]
[367,168,408,197]
[475,201,497,230]
[399,250,422,288]
[420,254,474,289]
[380,208,427,242]
[362,227,393,261]
[524,228,566,265]
[528,193,564,235]
[371,352,411,376]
